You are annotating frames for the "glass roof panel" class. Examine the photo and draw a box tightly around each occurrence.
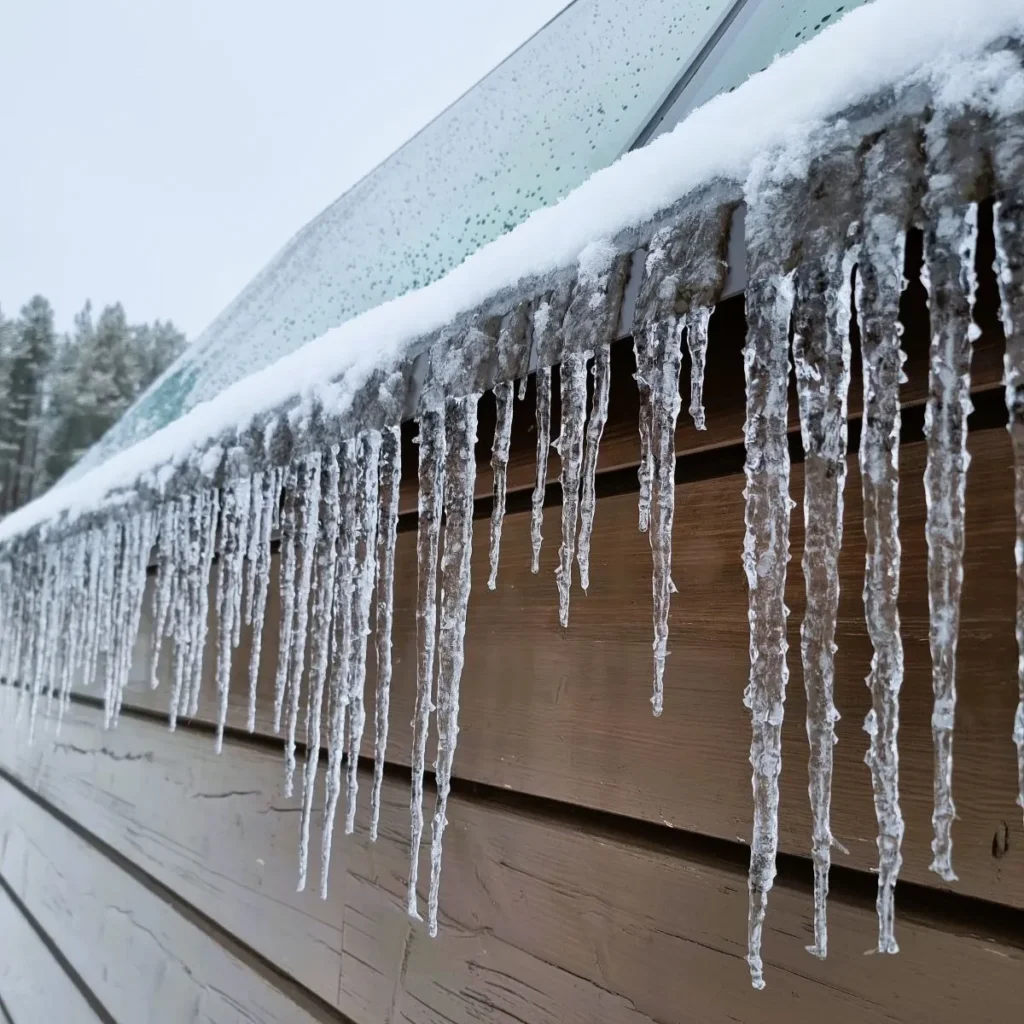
[71,0,734,478]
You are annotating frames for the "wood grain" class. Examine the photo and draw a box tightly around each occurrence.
[0,763,325,1023]
[0,883,100,1024]
[103,424,1024,912]
[1,701,1021,1024]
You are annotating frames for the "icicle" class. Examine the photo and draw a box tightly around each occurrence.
[427,394,479,936]
[113,511,156,725]
[169,493,199,729]
[487,381,514,590]
[646,318,684,718]
[186,488,219,719]
[530,366,552,574]
[993,195,1024,826]
[793,234,857,960]
[634,332,654,533]
[320,440,358,898]
[150,501,179,689]
[56,537,88,732]
[232,477,252,651]
[741,171,797,986]
[631,205,729,719]
[408,404,446,919]
[215,477,251,753]
[283,452,323,798]
[578,344,611,592]
[273,463,300,733]
[298,449,341,892]
[922,114,982,880]
[686,307,712,431]
[857,122,921,954]
[247,469,282,732]
[371,426,402,841]
[517,376,528,401]
[343,433,381,833]
[556,353,587,626]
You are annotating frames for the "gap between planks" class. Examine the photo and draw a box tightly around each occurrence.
[40,685,1024,955]
[0,872,115,1024]
[0,764,357,1024]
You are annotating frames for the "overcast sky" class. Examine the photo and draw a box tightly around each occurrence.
[1,0,569,337]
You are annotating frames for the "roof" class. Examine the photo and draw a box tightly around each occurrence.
[66,0,867,484]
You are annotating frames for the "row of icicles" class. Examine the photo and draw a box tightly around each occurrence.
[0,208,1022,989]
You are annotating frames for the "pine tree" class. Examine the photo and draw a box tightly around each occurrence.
[0,297,55,513]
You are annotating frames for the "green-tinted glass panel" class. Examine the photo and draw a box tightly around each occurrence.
[70,0,734,479]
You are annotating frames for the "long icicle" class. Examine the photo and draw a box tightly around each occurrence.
[556,352,587,626]
[150,500,179,689]
[298,448,340,892]
[686,307,712,431]
[647,315,686,718]
[320,440,358,898]
[427,394,479,936]
[994,195,1024,825]
[247,468,282,732]
[578,343,611,592]
[857,122,920,953]
[408,405,446,919]
[741,247,795,990]
[793,238,856,960]
[634,332,654,533]
[371,426,402,841]
[273,463,300,733]
[343,433,381,834]
[283,452,324,798]
[530,366,552,573]
[215,478,250,752]
[185,487,219,719]
[487,382,514,590]
[922,200,979,883]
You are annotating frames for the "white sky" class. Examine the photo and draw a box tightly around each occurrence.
[0,0,569,337]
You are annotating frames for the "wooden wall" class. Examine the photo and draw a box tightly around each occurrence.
[1,226,1023,1021]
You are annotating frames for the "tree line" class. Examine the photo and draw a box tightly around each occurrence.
[0,295,186,515]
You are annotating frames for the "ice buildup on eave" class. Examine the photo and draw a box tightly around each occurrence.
[3,0,1024,991]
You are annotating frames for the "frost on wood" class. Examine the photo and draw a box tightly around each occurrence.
[992,106,1024,827]
[408,403,445,919]
[791,138,859,960]
[856,120,922,954]
[921,110,985,884]
[298,448,340,892]
[427,394,480,936]
[632,199,731,717]
[371,426,402,841]
[741,164,797,990]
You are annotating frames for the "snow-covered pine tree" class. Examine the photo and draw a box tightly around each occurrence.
[0,297,55,514]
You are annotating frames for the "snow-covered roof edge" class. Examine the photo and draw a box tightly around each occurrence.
[4,0,1024,545]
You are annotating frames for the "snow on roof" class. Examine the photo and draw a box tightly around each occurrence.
[3,0,1024,543]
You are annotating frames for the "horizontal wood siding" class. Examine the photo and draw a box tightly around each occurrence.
[0,883,101,1024]
[1,702,1022,1024]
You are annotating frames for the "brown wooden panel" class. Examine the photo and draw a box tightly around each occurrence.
[1,701,1021,1024]
[0,769,324,1024]
[0,884,100,1024]
[104,423,1024,912]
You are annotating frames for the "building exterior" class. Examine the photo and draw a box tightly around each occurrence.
[2,3,1024,1022]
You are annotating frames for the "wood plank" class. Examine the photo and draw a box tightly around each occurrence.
[0,770,326,1024]
[0,884,101,1024]
[106,424,1024,912]
[0,701,1021,1023]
